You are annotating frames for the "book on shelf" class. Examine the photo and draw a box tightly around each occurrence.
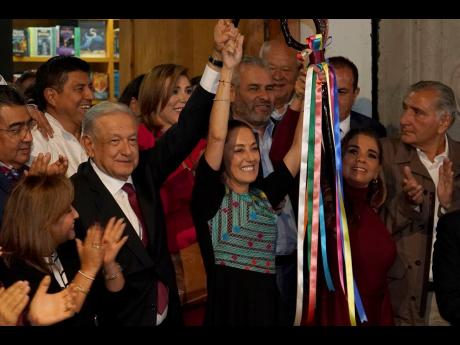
[92,72,108,100]
[114,28,119,58]
[36,27,56,57]
[114,69,120,98]
[26,27,37,56]
[12,29,28,56]
[79,20,106,57]
[56,26,80,56]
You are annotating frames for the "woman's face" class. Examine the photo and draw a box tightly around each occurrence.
[49,205,79,246]
[223,127,260,193]
[157,75,192,131]
[342,134,381,188]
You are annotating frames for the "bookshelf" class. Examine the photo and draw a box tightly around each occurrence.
[12,19,119,101]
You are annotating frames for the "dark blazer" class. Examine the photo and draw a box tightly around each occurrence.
[350,110,387,138]
[433,210,460,325]
[71,85,214,326]
[0,241,98,326]
[0,174,13,226]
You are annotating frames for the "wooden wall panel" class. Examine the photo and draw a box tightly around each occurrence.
[119,19,265,92]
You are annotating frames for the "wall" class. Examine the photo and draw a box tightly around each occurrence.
[300,19,373,117]
[119,19,264,93]
[378,19,460,140]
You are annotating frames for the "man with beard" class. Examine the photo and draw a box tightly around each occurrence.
[230,56,298,325]
[30,56,93,177]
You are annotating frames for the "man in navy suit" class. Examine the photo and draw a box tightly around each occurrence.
[328,56,387,139]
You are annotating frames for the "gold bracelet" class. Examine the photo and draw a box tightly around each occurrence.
[103,264,123,281]
[78,270,95,281]
[218,80,231,84]
[74,284,89,295]
[213,99,231,102]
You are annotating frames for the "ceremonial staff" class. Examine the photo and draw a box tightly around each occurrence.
[280,19,367,326]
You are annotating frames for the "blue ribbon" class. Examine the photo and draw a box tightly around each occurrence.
[319,190,334,291]
[330,66,368,324]
[354,278,368,323]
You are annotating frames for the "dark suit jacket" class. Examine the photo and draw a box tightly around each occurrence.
[433,210,460,325]
[0,168,28,227]
[0,174,13,226]
[350,110,387,138]
[0,241,98,326]
[71,85,214,326]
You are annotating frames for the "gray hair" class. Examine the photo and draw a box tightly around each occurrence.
[83,101,136,137]
[232,56,270,87]
[259,41,272,59]
[406,81,460,121]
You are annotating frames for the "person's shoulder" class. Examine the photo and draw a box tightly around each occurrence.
[70,160,92,184]
[350,110,369,121]
[447,135,460,147]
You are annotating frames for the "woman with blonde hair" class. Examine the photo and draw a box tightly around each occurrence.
[137,64,207,324]
[0,175,127,326]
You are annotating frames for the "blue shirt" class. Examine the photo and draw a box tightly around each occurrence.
[257,120,297,256]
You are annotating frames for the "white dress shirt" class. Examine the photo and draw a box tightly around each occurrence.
[90,160,167,324]
[339,114,351,139]
[416,137,449,281]
[30,112,88,177]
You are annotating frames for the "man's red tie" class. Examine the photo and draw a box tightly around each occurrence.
[121,182,168,314]
[122,183,148,247]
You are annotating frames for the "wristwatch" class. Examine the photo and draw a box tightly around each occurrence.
[208,55,223,68]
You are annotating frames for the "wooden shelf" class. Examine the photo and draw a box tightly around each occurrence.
[13,19,119,101]
[13,56,113,63]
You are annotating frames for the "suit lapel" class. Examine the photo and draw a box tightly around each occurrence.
[447,136,460,178]
[83,163,154,268]
[394,141,431,180]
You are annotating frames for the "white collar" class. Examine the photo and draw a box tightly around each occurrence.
[44,112,83,140]
[416,135,449,163]
[340,114,351,138]
[90,159,134,196]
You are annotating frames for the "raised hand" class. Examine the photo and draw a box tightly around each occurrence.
[101,217,128,265]
[28,276,77,326]
[76,224,105,278]
[0,280,30,326]
[402,165,424,205]
[26,104,54,140]
[222,33,244,69]
[26,153,68,176]
[438,158,454,209]
[214,19,238,54]
[47,154,68,176]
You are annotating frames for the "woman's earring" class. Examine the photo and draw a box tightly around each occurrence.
[371,178,378,185]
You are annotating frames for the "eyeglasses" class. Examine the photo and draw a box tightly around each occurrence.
[0,119,37,138]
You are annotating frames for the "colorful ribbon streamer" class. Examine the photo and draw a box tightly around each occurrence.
[294,34,368,326]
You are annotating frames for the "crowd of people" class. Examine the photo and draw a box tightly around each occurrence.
[1,19,460,327]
